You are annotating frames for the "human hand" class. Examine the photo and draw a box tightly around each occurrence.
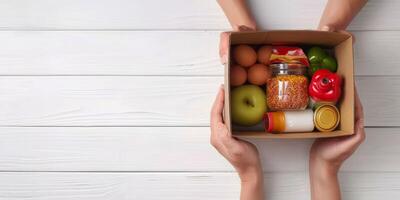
[319,25,356,44]
[210,85,262,182]
[310,88,366,172]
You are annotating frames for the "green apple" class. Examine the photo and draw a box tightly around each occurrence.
[231,85,267,126]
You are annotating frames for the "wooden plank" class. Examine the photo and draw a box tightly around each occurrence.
[0,127,397,172]
[0,172,399,200]
[0,31,397,76]
[0,31,221,76]
[0,172,307,200]
[0,127,310,172]
[0,76,397,126]
[0,0,397,31]
[339,172,400,200]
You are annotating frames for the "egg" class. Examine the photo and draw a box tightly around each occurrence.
[248,64,271,85]
[233,45,257,67]
[257,45,273,65]
[230,65,247,86]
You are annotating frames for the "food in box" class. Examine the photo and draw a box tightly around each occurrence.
[226,31,354,138]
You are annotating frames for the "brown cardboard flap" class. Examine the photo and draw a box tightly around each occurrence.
[335,37,355,134]
[234,130,350,139]
[230,30,351,46]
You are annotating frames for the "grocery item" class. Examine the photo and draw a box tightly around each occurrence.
[269,46,310,66]
[230,65,247,86]
[309,69,342,106]
[308,46,338,74]
[264,110,314,133]
[257,45,273,65]
[314,104,340,132]
[247,63,271,85]
[233,45,257,67]
[267,63,309,110]
[231,85,267,126]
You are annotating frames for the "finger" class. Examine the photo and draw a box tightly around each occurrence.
[354,87,364,121]
[219,32,229,65]
[210,85,225,126]
[319,25,334,32]
[337,117,366,152]
[354,117,366,143]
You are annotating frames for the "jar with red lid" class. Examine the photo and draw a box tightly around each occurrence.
[267,63,309,110]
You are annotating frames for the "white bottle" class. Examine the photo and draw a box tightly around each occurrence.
[265,109,314,133]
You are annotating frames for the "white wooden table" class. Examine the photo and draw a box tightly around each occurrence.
[0,0,399,199]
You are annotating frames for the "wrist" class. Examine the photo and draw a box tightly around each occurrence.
[238,164,263,183]
[310,157,339,182]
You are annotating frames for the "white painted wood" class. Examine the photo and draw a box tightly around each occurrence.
[0,76,396,126]
[340,172,400,200]
[0,0,396,31]
[0,172,399,200]
[0,31,221,76]
[0,127,309,172]
[0,0,398,199]
[0,172,307,200]
[0,127,396,172]
[0,31,397,76]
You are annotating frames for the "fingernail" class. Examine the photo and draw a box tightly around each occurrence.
[321,25,332,32]
[221,55,228,65]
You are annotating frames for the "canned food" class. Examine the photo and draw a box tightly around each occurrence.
[314,104,340,132]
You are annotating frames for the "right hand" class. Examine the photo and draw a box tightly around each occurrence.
[310,88,366,172]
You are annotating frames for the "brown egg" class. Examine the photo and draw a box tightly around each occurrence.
[248,64,271,85]
[230,65,247,86]
[257,45,273,65]
[233,45,257,67]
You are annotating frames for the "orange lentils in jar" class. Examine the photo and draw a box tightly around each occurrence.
[267,63,309,110]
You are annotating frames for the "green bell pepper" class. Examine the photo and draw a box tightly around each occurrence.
[307,46,337,74]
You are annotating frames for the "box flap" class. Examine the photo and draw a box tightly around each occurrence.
[230,30,351,47]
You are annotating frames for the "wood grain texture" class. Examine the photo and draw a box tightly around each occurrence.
[0,31,221,75]
[0,172,306,200]
[0,31,398,76]
[0,0,396,31]
[0,127,397,172]
[0,172,399,200]
[0,76,397,126]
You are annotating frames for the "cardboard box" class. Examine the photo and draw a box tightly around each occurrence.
[224,30,354,139]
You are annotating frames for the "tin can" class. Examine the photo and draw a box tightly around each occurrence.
[314,104,340,132]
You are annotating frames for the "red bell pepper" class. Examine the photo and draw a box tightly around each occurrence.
[309,69,342,103]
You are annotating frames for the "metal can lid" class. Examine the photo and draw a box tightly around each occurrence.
[314,104,340,132]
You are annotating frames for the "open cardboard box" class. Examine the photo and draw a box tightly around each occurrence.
[224,30,355,139]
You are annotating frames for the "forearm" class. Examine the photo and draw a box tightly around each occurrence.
[217,0,257,30]
[310,159,341,200]
[319,0,368,30]
[240,168,264,200]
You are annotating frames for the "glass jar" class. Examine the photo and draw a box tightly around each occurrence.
[267,63,309,110]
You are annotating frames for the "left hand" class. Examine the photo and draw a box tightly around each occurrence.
[210,85,262,181]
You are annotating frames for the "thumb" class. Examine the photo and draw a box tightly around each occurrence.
[219,32,229,65]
